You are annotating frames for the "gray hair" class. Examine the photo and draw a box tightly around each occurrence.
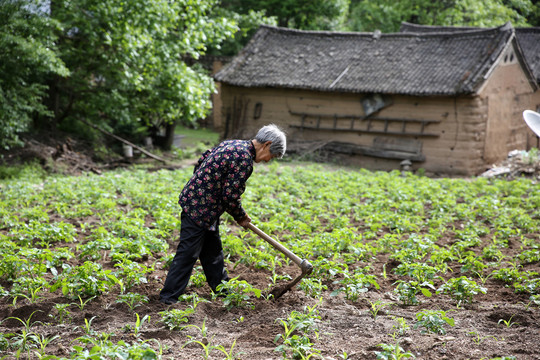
[254,124,287,158]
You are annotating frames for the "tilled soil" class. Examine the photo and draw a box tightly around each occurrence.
[1,249,539,360]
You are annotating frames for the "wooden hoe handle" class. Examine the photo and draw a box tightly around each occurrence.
[246,222,303,267]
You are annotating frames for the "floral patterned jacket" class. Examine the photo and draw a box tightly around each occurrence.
[178,140,255,229]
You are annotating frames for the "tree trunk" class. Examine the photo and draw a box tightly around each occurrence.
[162,120,177,151]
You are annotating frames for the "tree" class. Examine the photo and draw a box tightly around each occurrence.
[346,0,535,33]
[207,7,276,57]
[0,0,68,150]
[220,0,350,31]
[46,0,237,148]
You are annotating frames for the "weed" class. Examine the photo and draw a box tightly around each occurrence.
[331,268,380,301]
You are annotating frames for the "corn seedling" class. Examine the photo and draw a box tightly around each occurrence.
[467,330,498,345]
[368,300,393,320]
[81,316,97,336]
[29,333,60,358]
[214,339,244,360]
[498,315,518,328]
[124,313,150,338]
[72,295,96,311]
[274,304,322,360]
[116,292,149,312]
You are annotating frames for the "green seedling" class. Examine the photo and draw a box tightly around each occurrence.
[51,303,72,324]
[498,315,518,328]
[467,330,498,345]
[29,333,60,359]
[298,278,327,298]
[160,307,196,331]
[393,280,434,306]
[437,276,487,306]
[375,342,415,359]
[274,302,323,360]
[414,309,454,335]
[390,316,410,338]
[189,266,207,288]
[6,311,43,359]
[368,300,393,320]
[116,292,149,312]
[81,316,97,336]
[125,313,150,338]
[214,278,262,310]
[214,339,244,360]
[331,269,380,301]
[72,295,96,311]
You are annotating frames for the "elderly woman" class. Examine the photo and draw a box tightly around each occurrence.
[159,124,287,304]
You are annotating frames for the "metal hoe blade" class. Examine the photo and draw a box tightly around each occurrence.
[247,223,314,299]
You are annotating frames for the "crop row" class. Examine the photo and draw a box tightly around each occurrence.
[0,162,539,359]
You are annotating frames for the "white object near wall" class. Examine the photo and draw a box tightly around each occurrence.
[523,110,540,137]
[122,144,133,158]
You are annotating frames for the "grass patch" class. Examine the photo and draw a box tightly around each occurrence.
[175,125,220,148]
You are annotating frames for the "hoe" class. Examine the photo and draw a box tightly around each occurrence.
[247,222,313,299]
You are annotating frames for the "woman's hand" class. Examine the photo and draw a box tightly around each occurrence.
[237,214,251,228]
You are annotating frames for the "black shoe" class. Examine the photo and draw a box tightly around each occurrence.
[159,297,177,305]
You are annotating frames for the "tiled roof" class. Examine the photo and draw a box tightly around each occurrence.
[400,22,540,83]
[215,23,524,96]
[515,28,540,83]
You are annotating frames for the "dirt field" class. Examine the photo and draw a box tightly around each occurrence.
[1,137,539,359]
[1,225,539,360]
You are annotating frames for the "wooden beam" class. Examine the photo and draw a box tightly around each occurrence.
[289,124,439,137]
[80,119,168,164]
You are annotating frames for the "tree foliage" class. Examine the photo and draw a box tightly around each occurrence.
[0,0,236,150]
[346,0,536,33]
[220,0,350,30]
[207,7,276,57]
[0,0,68,150]
[50,0,237,139]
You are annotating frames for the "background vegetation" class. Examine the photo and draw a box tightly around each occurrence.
[1,0,538,151]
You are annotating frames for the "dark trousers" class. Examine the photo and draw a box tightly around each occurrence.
[159,212,228,302]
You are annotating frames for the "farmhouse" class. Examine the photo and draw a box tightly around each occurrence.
[213,23,539,176]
